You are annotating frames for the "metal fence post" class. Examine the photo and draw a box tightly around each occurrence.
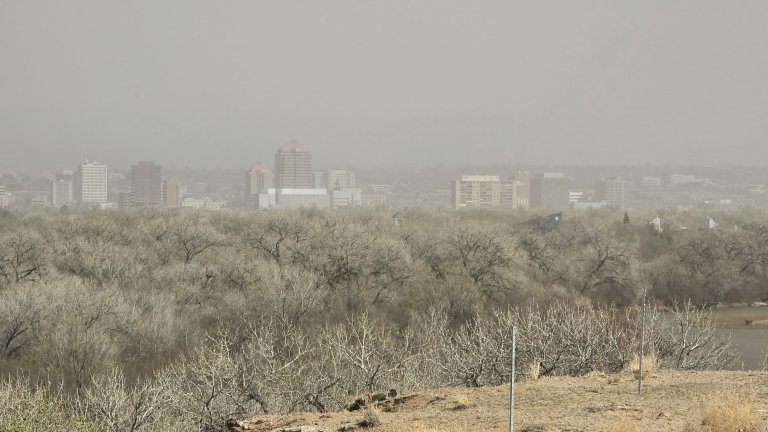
[508,326,516,432]
[638,287,646,395]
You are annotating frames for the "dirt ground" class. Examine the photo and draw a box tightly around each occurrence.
[231,370,768,432]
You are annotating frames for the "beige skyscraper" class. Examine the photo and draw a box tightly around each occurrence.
[130,161,162,206]
[163,177,182,207]
[274,141,313,189]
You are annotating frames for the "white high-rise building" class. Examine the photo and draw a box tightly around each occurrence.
[74,161,108,204]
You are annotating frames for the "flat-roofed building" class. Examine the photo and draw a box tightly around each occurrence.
[327,170,356,190]
[245,163,274,210]
[163,177,183,207]
[51,179,73,206]
[0,185,13,208]
[275,188,329,209]
[74,161,108,204]
[595,177,625,209]
[451,175,529,209]
[530,173,570,210]
[130,161,162,206]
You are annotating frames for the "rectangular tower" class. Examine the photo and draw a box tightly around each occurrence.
[74,161,108,204]
[130,161,162,206]
[596,177,625,209]
[274,141,313,189]
[245,163,274,209]
[531,173,570,210]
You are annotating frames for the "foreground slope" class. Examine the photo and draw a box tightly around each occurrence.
[231,370,768,432]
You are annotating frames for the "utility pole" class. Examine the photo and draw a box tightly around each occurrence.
[508,326,516,432]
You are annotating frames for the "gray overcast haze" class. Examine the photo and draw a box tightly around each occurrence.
[1,0,767,171]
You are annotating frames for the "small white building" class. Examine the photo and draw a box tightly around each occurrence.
[330,188,362,208]
[275,188,329,209]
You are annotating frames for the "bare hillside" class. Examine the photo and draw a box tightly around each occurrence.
[230,370,768,432]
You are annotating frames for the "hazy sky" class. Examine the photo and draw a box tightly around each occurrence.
[1,1,767,171]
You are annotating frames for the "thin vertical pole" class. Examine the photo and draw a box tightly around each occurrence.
[638,288,646,395]
[508,326,516,432]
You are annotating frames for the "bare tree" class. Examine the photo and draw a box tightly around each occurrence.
[324,313,416,394]
[656,301,736,370]
[80,368,167,432]
[0,286,45,359]
[170,216,223,265]
[0,229,48,284]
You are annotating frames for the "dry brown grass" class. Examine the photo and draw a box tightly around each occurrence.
[607,420,639,432]
[629,352,657,379]
[698,391,762,432]
[386,427,461,432]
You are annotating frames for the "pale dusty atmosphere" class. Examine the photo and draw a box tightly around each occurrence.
[1,2,768,432]
[2,1,768,170]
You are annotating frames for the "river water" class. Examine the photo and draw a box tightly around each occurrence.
[712,306,768,370]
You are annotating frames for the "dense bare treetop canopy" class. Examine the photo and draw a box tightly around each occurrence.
[0,207,764,431]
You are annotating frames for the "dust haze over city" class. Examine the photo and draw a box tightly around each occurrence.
[2,0,768,171]
[2,2,768,432]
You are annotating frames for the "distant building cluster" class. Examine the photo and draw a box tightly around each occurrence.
[245,141,363,210]
[452,172,626,211]
[0,152,764,213]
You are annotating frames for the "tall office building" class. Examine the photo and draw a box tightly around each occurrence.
[245,163,274,209]
[274,141,313,189]
[530,173,570,210]
[596,177,625,209]
[130,161,162,206]
[163,177,182,207]
[74,161,108,204]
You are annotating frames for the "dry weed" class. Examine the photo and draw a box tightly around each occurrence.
[606,420,638,432]
[528,359,540,381]
[699,391,762,432]
[361,408,382,427]
[454,392,471,406]
[629,353,657,379]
